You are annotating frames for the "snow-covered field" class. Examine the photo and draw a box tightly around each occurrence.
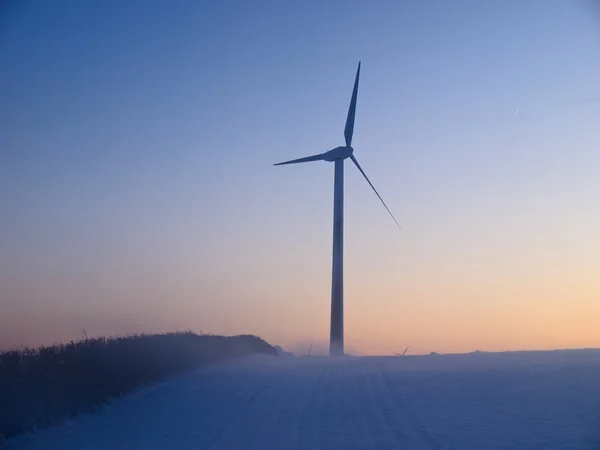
[6,350,600,450]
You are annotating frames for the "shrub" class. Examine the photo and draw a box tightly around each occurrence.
[0,331,277,440]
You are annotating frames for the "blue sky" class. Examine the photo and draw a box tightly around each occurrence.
[1,1,599,353]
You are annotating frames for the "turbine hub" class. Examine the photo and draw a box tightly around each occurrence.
[324,145,353,162]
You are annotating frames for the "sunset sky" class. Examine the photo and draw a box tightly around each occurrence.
[1,0,599,355]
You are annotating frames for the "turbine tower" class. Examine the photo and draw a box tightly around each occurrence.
[274,62,400,356]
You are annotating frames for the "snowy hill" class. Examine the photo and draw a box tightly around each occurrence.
[5,349,600,449]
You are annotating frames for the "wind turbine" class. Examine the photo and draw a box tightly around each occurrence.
[394,346,410,357]
[274,62,400,356]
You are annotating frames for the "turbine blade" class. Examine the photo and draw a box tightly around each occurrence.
[274,153,326,166]
[344,61,361,147]
[350,155,401,229]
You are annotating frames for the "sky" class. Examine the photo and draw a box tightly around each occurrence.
[1,0,599,355]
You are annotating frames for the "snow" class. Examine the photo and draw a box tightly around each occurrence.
[5,350,600,449]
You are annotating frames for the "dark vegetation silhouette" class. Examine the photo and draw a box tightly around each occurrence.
[0,331,277,440]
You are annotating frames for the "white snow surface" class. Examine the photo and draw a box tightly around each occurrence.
[6,350,600,450]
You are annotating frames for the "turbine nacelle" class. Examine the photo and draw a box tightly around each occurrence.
[323,145,353,162]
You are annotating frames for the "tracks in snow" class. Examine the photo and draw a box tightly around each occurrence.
[5,353,600,450]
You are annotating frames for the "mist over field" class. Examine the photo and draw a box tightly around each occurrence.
[2,0,600,448]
